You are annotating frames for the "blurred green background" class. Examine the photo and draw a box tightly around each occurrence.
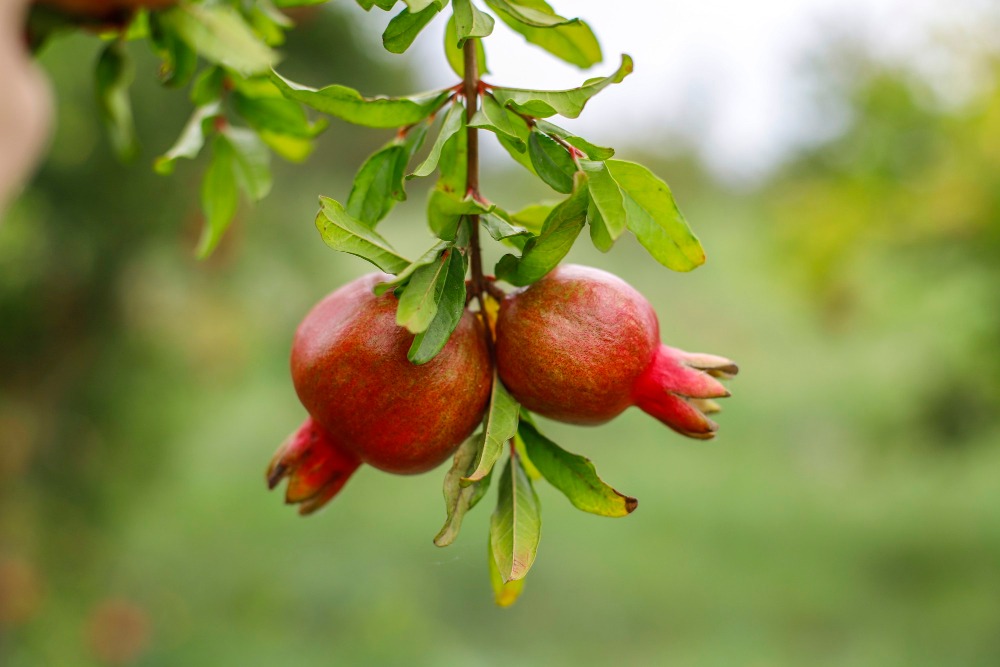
[3,3,1000,666]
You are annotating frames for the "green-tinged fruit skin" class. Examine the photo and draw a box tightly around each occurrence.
[291,273,492,474]
[495,264,737,438]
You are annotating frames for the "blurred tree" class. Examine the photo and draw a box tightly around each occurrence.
[0,4,411,657]
[769,46,1000,447]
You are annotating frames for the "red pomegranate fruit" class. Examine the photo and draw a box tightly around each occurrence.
[268,273,492,514]
[495,264,737,438]
[32,0,176,20]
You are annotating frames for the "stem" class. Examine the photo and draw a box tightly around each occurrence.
[463,39,484,299]
[462,39,496,358]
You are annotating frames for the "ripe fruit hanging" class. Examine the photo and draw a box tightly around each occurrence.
[31,0,175,22]
[268,273,492,513]
[495,264,738,438]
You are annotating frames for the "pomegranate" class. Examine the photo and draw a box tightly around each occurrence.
[495,264,737,438]
[268,273,492,513]
[31,0,176,21]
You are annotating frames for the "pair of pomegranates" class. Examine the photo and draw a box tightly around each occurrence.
[267,264,738,514]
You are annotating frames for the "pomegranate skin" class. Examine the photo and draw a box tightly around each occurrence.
[495,264,660,424]
[32,0,176,20]
[291,274,492,475]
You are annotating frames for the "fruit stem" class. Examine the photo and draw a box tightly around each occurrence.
[462,38,494,358]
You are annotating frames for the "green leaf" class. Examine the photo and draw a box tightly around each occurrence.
[489,0,600,68]
[504,201,554,234]
[444,14,487,77]
[427,189,492,241]
[491,53,632,119]
[259,132,315,162]
[154,102,221,174]
[374,240,450,294]
[518,420,637,517]
[527,129,576,193]
[488,534,525,606]
[161,4,276,77]
[315,196,411,272]
[434,433,493,547]
[405,0,444,10]
[356,0,398,9]
[222,126,272,201]
[580,159,626,250]
[482,212,532,250]
[470,93,525,151]
[396,249,452,333]
[464,376,519,483]
[535,119,613,160]
[248,0,293,47]
[233,91,327,139]
[383,4,442,54]
[490,455,541,582]
[147,13,197,88]
[452,0,494,45]
[606,159,705,271]
[408,248,467,363]
[437,116,467,192]
[411,102,464,178]
[270,70,450,128]
[496,176,588,285]
[95,41,139,162]
[347,123,429,226]
[484,0,573,27]
[197,134,239,259]
[190,66,225,106]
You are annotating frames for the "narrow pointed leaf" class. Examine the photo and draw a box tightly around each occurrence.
[606,159,705,271]
[374,240,451,295]
[444,14,487,77]
[519,420,637,517]
[469,93,524,150]
[528,129,576,194]
[383,3,441,54]
[484,0,573,27]
[95,41,138,162]
[581,159,626,250]
[270,70,450,128]
[190,66,225,106]
[427,189,491,241]
[496,176,588,285]
[154,102,221,174]
[491,54,632,119]
[453,0,495,44]
[161,4,276,77]
[222,126,272,201]
[482,212,533,250]
[434,433,492,547]
[464,376,519,483]
[490,455,542,582]
[232,90,326,139]
[489,0,600,69]
[411,102,464,178]
[315,197,410,272]
[488,535,525,606]
[356,0,399,9]
[396,250,451,333]
[587,197,612,252]
[535,119,614,160]
[347,123,429,226]
[408,249,467,363]
[147,13,197,87]
[197,134,239,259]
